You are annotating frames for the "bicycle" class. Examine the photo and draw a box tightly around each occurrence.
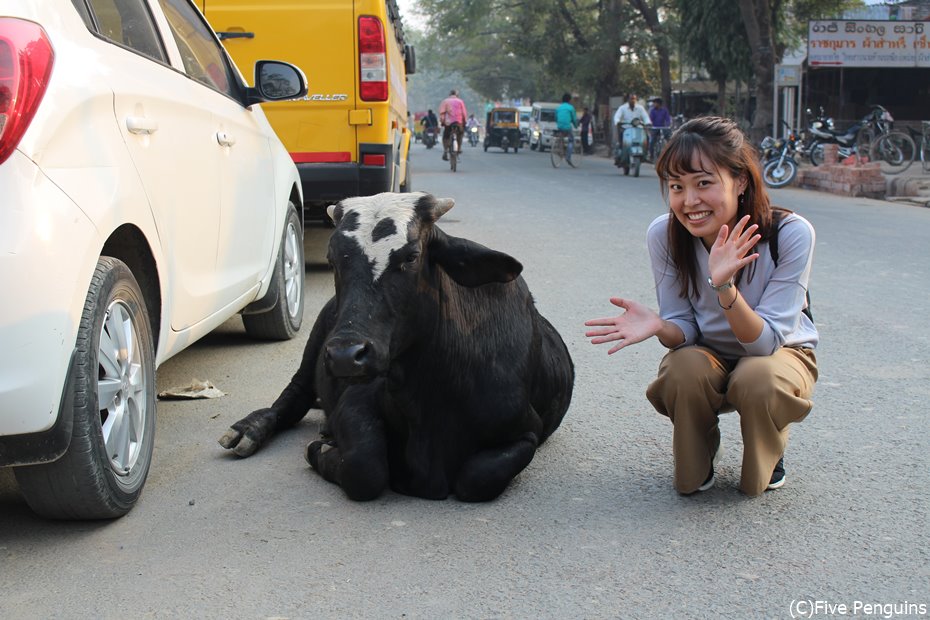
[550,131,581,168]
[868,131,916,175]
[855,105,915,174]
[447,123,462,172]
[646,127,671,163]
[906,122,930,173]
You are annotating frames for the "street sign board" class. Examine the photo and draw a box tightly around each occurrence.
[808,20,929,68]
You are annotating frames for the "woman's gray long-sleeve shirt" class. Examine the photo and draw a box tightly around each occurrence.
[647,212,819,359]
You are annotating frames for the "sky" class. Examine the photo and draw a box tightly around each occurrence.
[395,0,424,30]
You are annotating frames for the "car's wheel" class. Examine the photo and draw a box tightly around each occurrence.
[243,202,305,340]
[15,257,156,520]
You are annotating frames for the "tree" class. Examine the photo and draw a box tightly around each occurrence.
[628,0,675,107]
[676,0,753,115]
[415,0,652,115]
[738,0,862,141]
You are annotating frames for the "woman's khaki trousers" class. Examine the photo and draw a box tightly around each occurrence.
[646,346,818,496]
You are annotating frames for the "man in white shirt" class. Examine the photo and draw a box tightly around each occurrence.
[613,94,651,166]
[613,93,651,127]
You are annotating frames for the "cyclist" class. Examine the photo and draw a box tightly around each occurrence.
[439,89,468,161]
[648,97,672,161]
[555,92,579,167]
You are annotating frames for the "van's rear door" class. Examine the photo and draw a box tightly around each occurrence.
[201,0,358,163]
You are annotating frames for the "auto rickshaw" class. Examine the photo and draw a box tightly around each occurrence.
[484,107,522,153]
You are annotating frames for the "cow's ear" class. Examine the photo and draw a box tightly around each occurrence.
[429,229,523,287]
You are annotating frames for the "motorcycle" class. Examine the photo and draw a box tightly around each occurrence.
[760,122,800,189]
[468,124,480,147]
[806,104,892,166]
[422,126,438,149]
[614,118,646,177]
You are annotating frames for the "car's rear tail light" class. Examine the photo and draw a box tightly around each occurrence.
[361,153,385,167]
[0,18,54,165]
[358,16,387,102]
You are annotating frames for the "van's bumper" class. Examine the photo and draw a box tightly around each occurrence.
[296,144,394,218]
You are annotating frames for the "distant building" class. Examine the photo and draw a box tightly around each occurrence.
[804,0,930,126]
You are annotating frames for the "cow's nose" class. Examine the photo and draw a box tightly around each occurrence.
[325,341,372,377]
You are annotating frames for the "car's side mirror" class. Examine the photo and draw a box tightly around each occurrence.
[246,60,308,107]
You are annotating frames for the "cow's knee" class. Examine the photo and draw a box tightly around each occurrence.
[306,440,388,501]
[340,454,389,501]
[455,433,538,502]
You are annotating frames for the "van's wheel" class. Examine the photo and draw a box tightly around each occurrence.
[243,202,305,340]
[15,258,156,520]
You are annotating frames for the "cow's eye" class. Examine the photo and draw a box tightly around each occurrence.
[398,251,419,272]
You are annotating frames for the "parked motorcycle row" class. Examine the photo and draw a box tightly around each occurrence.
[758,104,917,188]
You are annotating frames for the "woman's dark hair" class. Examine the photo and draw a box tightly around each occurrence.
[654,116,775,299]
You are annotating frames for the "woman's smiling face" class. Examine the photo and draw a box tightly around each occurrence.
[667,153,747,248]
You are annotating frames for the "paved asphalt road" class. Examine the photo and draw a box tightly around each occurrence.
[2,143,928,619]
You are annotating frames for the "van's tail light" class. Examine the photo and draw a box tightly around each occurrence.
[0,18,54,165]
[358,16,387,102]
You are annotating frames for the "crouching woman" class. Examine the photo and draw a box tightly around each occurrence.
[585,116,818,495]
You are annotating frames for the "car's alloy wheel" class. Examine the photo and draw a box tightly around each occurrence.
[16,258,155,519]
[243,202,305,340]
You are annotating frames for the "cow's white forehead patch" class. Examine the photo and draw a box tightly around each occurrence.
[338,193,423,281]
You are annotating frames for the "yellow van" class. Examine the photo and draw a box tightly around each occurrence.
[198,0,416,218]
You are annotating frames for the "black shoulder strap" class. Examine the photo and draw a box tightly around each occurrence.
[769,209,812,322]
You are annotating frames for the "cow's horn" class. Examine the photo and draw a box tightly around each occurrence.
[326,204,337,222]
[434,197,455,218]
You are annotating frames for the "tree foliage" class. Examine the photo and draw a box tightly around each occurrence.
[414,0,675,112]
[409,0,864,134]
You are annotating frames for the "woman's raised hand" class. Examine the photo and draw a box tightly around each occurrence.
[708,214,761,287]
[584,297,663,354]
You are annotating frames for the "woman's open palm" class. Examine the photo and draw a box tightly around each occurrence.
[584,297,663,354]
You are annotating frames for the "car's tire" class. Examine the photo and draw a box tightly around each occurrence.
[243,202,305,340]
[15,257,156,520]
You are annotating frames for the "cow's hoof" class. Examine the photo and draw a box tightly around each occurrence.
[305,439,335,469]
[218,428,260,457]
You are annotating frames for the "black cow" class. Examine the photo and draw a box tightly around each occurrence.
[219,192,574,501]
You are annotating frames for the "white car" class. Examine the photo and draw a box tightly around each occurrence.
[0,0,309,519]
[528,102,580,152]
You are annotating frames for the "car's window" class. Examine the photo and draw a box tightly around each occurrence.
[84,0,167,63]
[540,109,556,122]
[156,0,239,99]
[70,0,95,30]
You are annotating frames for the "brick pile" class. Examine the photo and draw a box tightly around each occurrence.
[794,144,886,198]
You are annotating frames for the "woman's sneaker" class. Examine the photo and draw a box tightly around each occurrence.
[695,440,723,492]
[767,457,786,490]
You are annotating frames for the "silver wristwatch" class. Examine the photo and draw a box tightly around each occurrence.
[707,276,734,292]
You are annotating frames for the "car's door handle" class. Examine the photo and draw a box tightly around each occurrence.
[216,131,236,147]
[126,116,159,135]
[216,31,254,40]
